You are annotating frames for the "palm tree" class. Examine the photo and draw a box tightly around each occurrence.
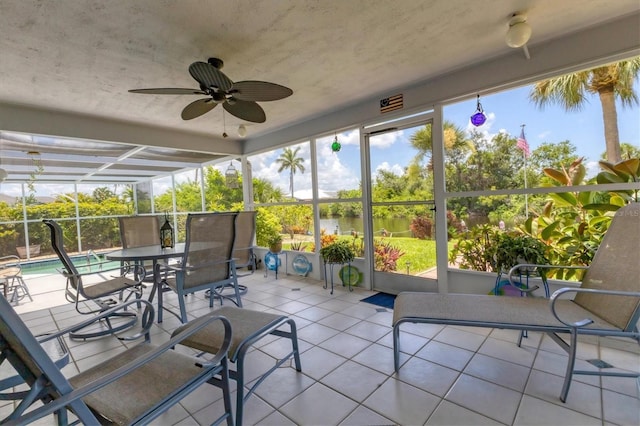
[275,147,305,198]
[530,57,640,162]
[410,120,471,170]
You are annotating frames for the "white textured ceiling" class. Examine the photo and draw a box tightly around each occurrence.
[1,0,639,144]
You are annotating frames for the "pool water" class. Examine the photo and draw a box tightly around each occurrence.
[21,255,121,276]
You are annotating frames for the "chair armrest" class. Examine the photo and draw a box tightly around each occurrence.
[36,299,155,344]
[161,258,234,274]
[6,314,232,426]
[59,263,146,285]
[549,287,640,328]
[0,255,22,274]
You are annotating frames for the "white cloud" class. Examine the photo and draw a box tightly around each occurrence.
[370,131,400,148]
[375,161,404,176]
[538,130,551,140]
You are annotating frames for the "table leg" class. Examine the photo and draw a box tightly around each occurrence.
[145,260,164,323]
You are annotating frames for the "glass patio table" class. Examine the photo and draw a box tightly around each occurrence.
[106,244,185,323]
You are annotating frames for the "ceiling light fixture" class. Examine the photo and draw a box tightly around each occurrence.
[506,13,532,59]
[238,124,247,138]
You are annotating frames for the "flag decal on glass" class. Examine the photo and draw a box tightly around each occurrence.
[517,127,530,157]
[380,94,403,114]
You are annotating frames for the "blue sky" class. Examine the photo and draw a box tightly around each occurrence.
[251,80,640,197]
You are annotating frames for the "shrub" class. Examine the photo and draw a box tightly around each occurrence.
[410,215,433,239]
[373,239,405,272]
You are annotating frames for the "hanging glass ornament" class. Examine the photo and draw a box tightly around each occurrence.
[331,135,341,152]
[470,94,487,127]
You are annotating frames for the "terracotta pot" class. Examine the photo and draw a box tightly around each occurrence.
[269,242,282,253]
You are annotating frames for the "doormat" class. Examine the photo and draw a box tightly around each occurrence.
[360,292,396,309]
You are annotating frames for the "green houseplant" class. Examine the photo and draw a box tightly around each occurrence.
[319,240,355,264]
[492,232,549,273]
[267,234,283,253]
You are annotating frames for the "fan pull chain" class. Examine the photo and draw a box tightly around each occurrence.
[222,109,228,138]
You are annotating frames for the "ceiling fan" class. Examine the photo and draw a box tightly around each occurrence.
[129,57,293,123]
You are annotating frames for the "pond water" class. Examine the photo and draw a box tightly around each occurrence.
[319,215,491,238]
[319,217,413,237]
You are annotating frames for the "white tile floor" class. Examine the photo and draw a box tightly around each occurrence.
[5,271,640,425]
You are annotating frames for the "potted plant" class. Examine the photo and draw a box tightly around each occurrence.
[491,232,549,273]
[320,240,355,264]
[491,232,550,296]
[267,234,283,253]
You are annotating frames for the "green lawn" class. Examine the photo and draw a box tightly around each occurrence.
[284,236,449,275]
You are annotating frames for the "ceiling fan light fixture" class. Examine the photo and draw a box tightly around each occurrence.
[238,124,247,137]
[506,13,532,48]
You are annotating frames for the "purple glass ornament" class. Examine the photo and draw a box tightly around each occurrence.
[470,94,487,127]
[470,112,486,126]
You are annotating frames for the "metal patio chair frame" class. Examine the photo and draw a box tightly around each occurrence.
[43,219,146,339]
[0,255,32,305]
[160,212,242,323]
[118,215,162,283]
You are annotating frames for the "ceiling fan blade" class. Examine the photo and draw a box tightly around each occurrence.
[129,88,205,95]
[231,81,293,101]
[223,100,266,123]
[181,98,218,120]
[189,62,233,92]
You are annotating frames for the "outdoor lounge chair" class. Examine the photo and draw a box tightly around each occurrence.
[0,296,234,425]
[44,219,146,339]
[172,305,302,426]
[393,202,640,402]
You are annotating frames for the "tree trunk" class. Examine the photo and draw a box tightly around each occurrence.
[290,171,294,198]
[598,88,621,162]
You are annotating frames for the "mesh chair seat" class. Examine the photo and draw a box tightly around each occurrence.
[173,306,302,426]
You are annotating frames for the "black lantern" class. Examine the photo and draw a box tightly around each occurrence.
[160,212,174,248]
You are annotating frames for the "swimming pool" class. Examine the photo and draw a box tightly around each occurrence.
[20,255,121,276]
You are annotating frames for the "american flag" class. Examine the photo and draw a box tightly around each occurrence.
[379,94,403,114]
[516,127,530,158]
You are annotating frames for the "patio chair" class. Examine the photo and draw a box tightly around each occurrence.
[172,305,302,426]
[43,219,146,339]
[0,296,234,425]
[119,215,163,282]
[0,255,32,304]
[208,210,257,302]
[393,202,640,403]
[233,210,258,275]
[160,212,242,323]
